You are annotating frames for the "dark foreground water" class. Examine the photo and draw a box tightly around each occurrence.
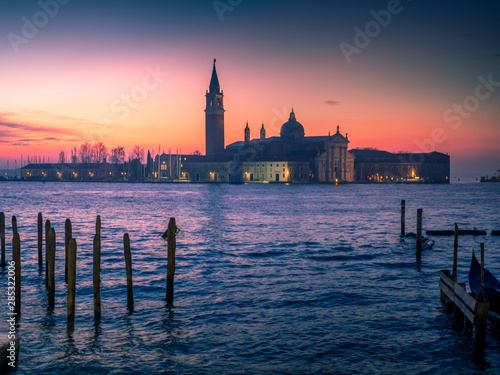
[0,182,499,374]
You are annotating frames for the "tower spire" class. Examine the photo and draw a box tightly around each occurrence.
[209,59,220,92]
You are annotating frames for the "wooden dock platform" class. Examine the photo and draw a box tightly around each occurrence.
[427,229,487,236]
[438,225,490,340]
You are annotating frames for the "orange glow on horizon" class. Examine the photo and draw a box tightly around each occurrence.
[1,58,498,178]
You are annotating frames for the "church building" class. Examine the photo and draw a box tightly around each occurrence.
[178,60,355,183]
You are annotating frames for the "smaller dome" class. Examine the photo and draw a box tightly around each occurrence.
[280,109,305,140]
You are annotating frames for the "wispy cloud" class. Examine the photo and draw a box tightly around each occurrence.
[325,100,339,106]
[0,110,99,145]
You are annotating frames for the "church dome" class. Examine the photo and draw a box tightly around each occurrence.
[280,109,305,140]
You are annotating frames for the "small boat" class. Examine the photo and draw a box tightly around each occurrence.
[422,238,434,250]
[468,251,500,313]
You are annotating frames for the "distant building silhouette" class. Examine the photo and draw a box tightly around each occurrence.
[351,149,450,183]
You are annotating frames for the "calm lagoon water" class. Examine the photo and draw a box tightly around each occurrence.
[0,181,499,374]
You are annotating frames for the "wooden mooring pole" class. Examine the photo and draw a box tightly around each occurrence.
[452,223,458,282]
[400,200,405,236]
[47,228,56,308]
[476,243,489,342]
[93,215,101,322]
[13,233,21,316]
[65,219,72,283]
[416,209,423,261]
[12,216,17,235]
[45,219,51,286]
[67,238,77,333]
[0,212,5,268]
[481,243,485,302]
[38,213,43,269]
[166,217,177,304]
[123,233,134,307]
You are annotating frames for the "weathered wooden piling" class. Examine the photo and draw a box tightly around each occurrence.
[166,217,177,303]
[475,243,489,342]
[47,228,56,308]
[38,213,43,269]
[439,270,454,311]
[93,215,101,322]
[45,219,51,286]
[96,215,101,237]
[480,243,485,302]
[0,212,5,267]
[13,233,21,316]
[67,238,77,333]
[12,216,17,235]
[416,209,423,260]
[65,219,72,283]
[454,282,467,321]
[452,223,458,282]
[400,200,405,236]
[123,233,134,307]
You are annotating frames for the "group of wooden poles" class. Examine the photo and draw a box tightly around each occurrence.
[0,212,178,333]
[399,200,493,340]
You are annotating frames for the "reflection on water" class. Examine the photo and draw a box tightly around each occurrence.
[0,182,499,374]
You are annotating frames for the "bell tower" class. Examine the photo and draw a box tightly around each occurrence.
[244,122,250,143]
[205,59,225,155]
[260,123,266,139]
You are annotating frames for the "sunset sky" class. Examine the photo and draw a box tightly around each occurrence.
[0,0,499,178]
